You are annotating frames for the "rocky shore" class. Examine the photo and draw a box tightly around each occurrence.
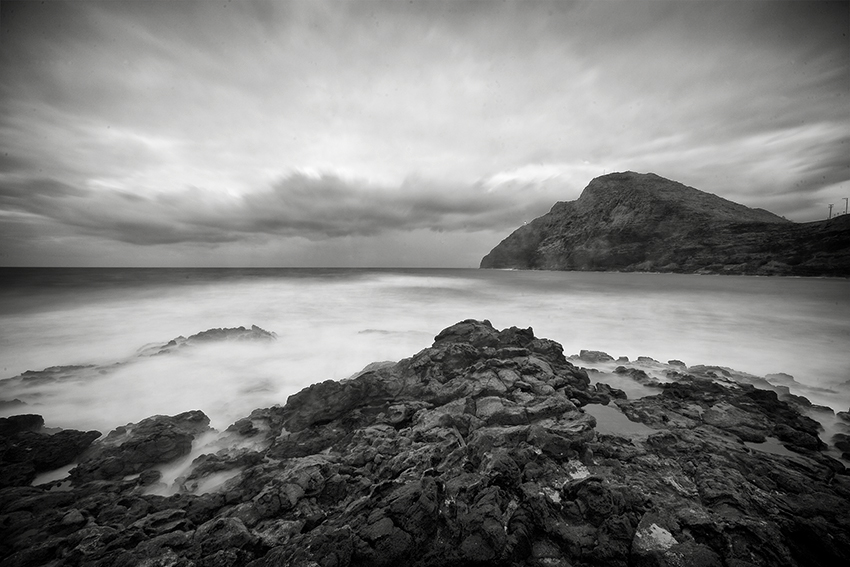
[2,321,850,566]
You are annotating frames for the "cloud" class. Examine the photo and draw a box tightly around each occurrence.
[0,173,562,247]
[0,0,847,264]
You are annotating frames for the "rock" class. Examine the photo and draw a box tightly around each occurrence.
[833,433,850,453]
[1,320,848,567]
[480,171,850,276]
[2,365,97,388]
[0,420,102,488]
[60,508,86,527]
[615,365,661,387]
[147,325,276,355]
[631,512,679,558]
[69,410,211,482]
[0,414,44,436]
[578,350,615,363]
[766,372,797,385]
[594,382,627,400]
[186,325,275,343]
[194,517,257,556]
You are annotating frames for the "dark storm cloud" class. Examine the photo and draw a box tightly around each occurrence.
[0,0,848,265]
[237,175,549,237]
[0,174,555,245]
[0,178,88,211]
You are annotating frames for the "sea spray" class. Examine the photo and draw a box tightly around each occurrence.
[2,269,848,436]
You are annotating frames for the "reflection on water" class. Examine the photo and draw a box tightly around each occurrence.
[583,403,656,438]
[744,437,801,458]
[31,463,75,486]
[0,268,848,434]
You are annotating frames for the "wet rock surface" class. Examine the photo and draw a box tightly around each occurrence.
[0,415,101,488]
[68,410,211,483]
[2,320,849,566]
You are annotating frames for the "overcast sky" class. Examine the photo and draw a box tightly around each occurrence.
[1,0,847,267]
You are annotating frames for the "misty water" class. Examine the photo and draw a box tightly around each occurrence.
[1,268,848,435]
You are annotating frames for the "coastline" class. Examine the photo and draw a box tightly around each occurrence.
[2,321,849,566]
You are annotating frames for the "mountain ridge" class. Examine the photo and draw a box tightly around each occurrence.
[480,171,850,276]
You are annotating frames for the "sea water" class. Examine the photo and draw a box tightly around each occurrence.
[0,268,848,434]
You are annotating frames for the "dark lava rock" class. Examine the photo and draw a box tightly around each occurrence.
[1,320,848,567]
[150,325,277,355]
[480,171,850,276]
[69,410,211,482]
[0,416,101,488]
[577,350,615,363]
[0,414,45,436]
[2,365,98,388]
[614,365,660,387]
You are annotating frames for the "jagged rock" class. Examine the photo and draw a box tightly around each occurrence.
[0,414,44,436]
[69,410,211,482]
[614,365,661,387]
[1,428,102,487]
[1,321,848,567]
[148,325,276,356]
[577,350,615,363]
[594,382,627,400]
[0,415,101,488]
[1,365,98,388]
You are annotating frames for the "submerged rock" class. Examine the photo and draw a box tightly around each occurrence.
[0,325,278,414]
[1,320,848,566]
[146,324,277,356]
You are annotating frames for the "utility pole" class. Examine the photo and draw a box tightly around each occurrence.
[828,204,834,219]
[844,197,848,215]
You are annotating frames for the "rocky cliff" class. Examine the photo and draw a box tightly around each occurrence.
[2,321,850,566]
[480,172,850,276]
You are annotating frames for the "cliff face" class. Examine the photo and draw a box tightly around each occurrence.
[480,172,850,276]
[2,322,850,567]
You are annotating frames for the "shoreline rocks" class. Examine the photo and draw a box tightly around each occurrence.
[0,415,101,489]
[2,320,849,566]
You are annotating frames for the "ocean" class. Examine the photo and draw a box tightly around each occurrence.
[1,268,848,434]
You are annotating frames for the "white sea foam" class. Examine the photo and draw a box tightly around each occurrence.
[1,269,848,435]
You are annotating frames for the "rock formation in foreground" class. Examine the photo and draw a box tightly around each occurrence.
[2,321,850,566]
[480,171,850,276]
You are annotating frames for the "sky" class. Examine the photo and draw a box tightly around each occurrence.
[0,0,847,267]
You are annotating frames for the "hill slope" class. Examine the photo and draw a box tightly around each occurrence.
[480,172,850,276]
